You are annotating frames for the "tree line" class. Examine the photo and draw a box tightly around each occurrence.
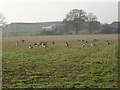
[62,9,118,35]
[1,9,119,35]
[41,9,118,35]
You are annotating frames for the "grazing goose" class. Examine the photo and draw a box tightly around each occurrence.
[41,42,48,48]
[16,41,19,45]
[106,40,110,45]
[65,42,69,47]
[39,42,43,46]
[52,41,55,45]
[29,44,33,49]
[81,43,85,47]
[91,42,96,46]
[85,40,88,43]
[34,42,37,46]
[21,39,25,43]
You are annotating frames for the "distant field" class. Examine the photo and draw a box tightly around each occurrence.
[2,34,119,88]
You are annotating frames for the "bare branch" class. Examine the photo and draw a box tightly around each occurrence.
[0,13,6,26]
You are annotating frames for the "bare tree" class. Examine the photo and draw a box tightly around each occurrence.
[0,13,6,26]
[87,13,97,34]
[63,9,87,35]
[63,19,71,34]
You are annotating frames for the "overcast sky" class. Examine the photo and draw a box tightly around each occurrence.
[0,0,119,24]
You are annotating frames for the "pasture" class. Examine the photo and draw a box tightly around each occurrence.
[2,34,119,88]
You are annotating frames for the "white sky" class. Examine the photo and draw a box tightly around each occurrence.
[0,0,119,24]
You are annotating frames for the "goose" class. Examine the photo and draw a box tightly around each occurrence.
[29,44,33,49]
[21,39,25,43]
[65,42,69,47]
[91,42,96,46]
[81,43,85,47]
[42,42,48,48]
[52,41,55,45]
[34,42,37,46]
[106,40,110,45]
[16,41,19,45]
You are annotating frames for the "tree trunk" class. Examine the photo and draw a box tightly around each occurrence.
[89,22,91,34]
[75,26,78,35]
[89,26,91,34]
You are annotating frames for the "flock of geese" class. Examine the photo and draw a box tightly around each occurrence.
[15,39,111,49]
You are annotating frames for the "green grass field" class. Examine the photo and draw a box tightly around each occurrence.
[2,34,119,88]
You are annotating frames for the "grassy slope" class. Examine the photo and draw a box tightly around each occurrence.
[2,34,119,88]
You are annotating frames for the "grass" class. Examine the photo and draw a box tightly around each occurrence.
[2,34,119,88]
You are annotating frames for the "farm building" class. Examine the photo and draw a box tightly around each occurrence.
[3,21,63,33]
